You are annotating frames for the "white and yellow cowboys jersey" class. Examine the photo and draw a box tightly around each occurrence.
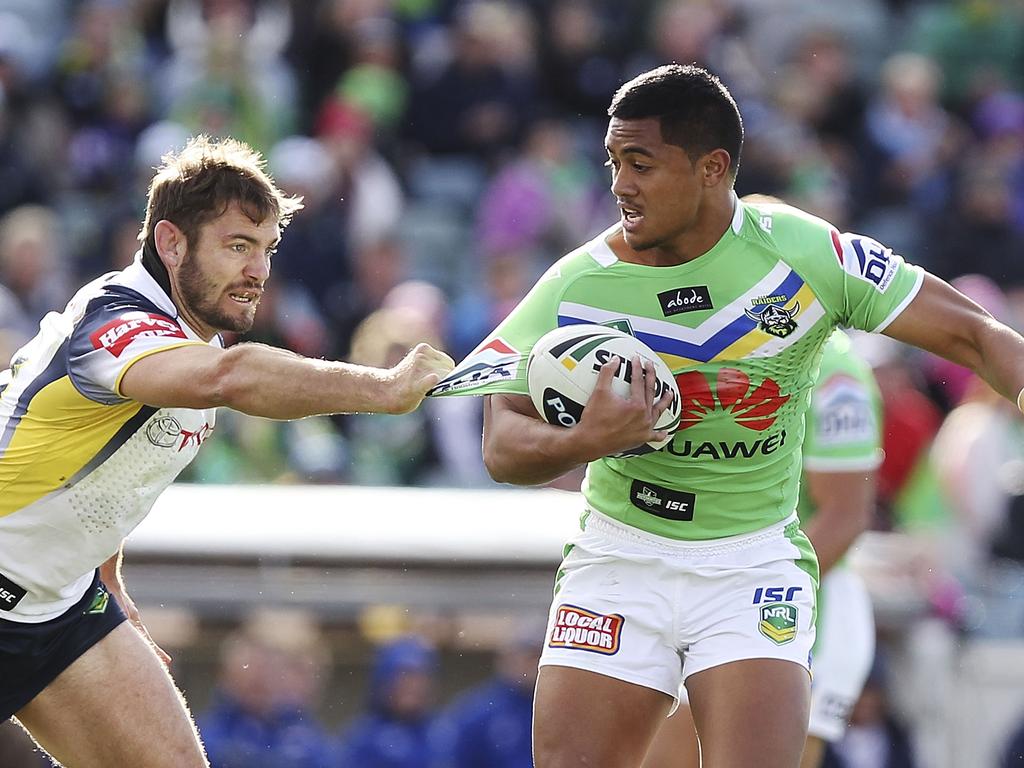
[0,257,219,622]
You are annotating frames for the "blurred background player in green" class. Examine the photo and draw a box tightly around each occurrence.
[643,327,881,768]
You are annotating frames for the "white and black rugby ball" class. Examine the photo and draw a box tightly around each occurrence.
[526,324,681,457]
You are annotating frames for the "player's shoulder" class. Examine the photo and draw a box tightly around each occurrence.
[546,225,623,280]
[70,262,190,356]
[736,197,840,262]
[75,262,179,326]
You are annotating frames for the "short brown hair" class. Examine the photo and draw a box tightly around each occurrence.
[139,135,303,289]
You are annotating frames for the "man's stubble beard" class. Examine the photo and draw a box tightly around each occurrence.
[178,250,257,334]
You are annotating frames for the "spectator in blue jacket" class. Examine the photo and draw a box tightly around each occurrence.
[335,634,443,768]
[435,619,545,768]
[198,611,335,768]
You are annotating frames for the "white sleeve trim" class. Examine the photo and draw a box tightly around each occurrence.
[870,268,924,333]
[802,453,883,472]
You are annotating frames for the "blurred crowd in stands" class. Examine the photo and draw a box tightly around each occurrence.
[2,0,1024,763]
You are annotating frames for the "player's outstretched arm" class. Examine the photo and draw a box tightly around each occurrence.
[483,357,671,485]
[119,341,455,418]
[884,273,1024,406]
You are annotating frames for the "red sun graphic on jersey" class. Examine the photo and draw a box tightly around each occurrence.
[674,368,789,431]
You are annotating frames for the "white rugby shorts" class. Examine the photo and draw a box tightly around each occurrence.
[541,509,818,707]
[807,567,875,741]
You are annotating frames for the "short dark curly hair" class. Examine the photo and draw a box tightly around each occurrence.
[608,64,744,177]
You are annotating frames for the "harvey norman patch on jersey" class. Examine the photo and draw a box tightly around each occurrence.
[89,311,186,357]
[549,604,624,655]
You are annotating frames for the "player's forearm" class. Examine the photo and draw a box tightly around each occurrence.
[802,514,864,576]
[214,343,401,418]
[483,410,596,485]
[969,319,1024,406]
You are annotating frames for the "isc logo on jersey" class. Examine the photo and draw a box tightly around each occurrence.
[90,312,186,357]
[548,604,624,655]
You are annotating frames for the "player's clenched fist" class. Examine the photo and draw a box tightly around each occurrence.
[385,343,456,414]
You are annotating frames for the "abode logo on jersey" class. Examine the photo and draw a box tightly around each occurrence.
[744,295,800,338]
[758,603,799,645]
[628,480,695,520]
[428,338,519,395]
[549,604,624,655]
[657,285,713,317]
[0,572,27,610]
[89,312,186,357]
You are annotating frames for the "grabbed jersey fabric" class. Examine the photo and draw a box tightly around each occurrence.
[428,198,921,540]
[0,258,218,622]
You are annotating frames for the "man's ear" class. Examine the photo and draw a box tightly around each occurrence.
[701,149,732,187]
[153,220,186,268]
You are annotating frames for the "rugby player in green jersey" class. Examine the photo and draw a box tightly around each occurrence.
[0,136,453,768]
[428,64,1024,768]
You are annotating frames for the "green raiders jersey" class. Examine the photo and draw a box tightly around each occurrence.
[797,330,883,523]
[429,197,922,540]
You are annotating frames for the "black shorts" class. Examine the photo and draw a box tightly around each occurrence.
[0,572,127,720]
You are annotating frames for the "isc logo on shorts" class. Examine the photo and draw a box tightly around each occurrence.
[548,604,624,655]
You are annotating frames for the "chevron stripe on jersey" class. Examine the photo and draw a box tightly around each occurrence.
[557,264,825,369]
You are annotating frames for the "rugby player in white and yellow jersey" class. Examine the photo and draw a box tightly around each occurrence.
[0,136,453,768]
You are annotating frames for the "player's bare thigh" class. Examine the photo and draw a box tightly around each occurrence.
[533,665,672,768]
[687,658,810,768]
[15,623,207,768]
[643,702,700,768]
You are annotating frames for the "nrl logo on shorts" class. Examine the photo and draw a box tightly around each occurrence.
[759,603,798,645]
[745,294,799,338]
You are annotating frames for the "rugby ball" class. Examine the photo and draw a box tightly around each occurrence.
[526,324,681,457]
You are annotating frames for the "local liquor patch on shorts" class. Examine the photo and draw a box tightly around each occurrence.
[548,604,624,655]
[540,509,818,703]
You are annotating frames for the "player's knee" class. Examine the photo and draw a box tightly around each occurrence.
[151,742,208,768]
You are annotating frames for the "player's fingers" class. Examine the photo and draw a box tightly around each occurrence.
[653,386,674,418]
[628,355,645,401]
[593,356,620,392]
[643,359,658,407]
